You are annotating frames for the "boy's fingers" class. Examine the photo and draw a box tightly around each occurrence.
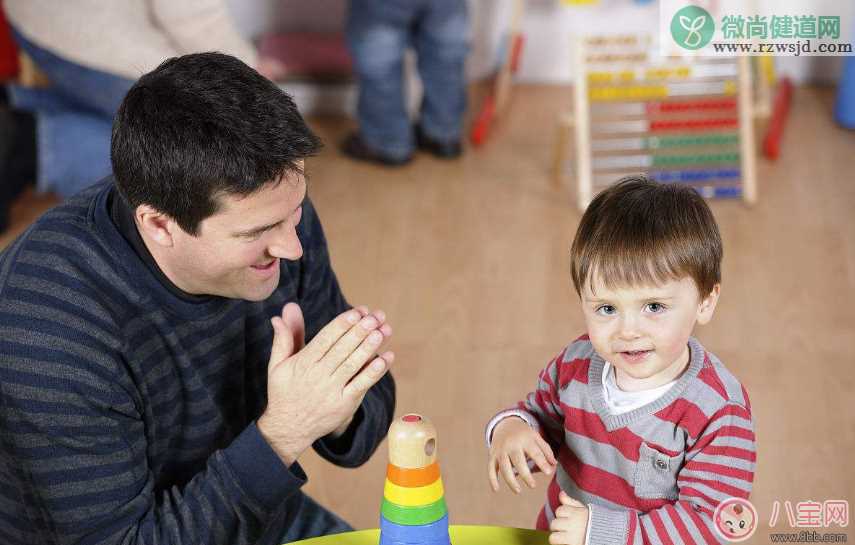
[510,451,536,489]
[487,457,500,492]
[526,444,554,476]
[566,497,584,507]
[549,515,571,532]
[559,491,584,508]
[548,532,562,545]
[535,434,558,466]
[499,456,521,494]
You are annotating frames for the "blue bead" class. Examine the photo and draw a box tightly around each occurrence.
[379,514,451,545]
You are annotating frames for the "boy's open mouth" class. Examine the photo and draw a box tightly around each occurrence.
[618,349,653,363]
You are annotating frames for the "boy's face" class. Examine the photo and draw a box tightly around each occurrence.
[580,274,719,391]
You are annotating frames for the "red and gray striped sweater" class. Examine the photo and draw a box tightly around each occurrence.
[507,335,755,545]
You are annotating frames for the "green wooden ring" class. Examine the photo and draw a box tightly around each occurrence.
[381,497,447,526]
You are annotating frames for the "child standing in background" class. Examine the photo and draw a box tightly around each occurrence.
[486,176,755,545]
[342,0,468,166]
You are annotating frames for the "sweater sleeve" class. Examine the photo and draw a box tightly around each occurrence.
[0,337,306,545]
[586,402,756,545]
[296,197,396,467]
[150,0,258,67]
[511,344,580,453]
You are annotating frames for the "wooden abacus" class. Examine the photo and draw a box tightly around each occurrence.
[556,34,757,210]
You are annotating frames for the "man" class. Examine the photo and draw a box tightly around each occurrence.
[0,52,395,545]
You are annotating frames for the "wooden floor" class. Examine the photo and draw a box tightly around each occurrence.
[2,85,853,543]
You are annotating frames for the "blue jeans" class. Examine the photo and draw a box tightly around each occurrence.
[347,0,469,160]
[6,28,134,197]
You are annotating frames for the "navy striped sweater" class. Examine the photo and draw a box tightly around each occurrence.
[0,179,395,545]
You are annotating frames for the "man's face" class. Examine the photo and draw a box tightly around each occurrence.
[580,274,718,391]
[167,170,307,301]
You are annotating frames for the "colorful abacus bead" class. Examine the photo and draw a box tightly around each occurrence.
[379,414,451,545]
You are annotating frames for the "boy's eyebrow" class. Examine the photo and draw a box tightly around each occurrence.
[582,292,677,303]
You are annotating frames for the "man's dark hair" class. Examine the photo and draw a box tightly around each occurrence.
[111,52,322,235]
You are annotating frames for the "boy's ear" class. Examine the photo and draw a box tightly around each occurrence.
[696,284,721,325]
[135,204,177,248]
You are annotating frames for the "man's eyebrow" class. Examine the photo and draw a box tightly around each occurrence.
[233,220,284,238]
[232,188,307,238]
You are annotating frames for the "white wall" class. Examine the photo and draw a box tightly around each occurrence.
[227,0,852,85]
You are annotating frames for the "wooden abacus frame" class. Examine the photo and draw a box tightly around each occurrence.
[559,34,757,211]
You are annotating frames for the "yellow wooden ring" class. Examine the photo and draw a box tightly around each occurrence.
[383,477,444,507]
[386,462,440,488]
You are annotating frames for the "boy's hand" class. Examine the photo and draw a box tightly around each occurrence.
[488,416,557,493]
[549,491,589,545]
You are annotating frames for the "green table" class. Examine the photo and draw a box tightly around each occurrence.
[287,525,549,545]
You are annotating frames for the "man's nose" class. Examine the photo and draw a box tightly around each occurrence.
[268,226,303,261]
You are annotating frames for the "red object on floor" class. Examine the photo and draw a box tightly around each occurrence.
[0,2,20,80]
[469,33,525,147]
[257,32,352,81]
[762,77,793,160]
[469,94,495,147]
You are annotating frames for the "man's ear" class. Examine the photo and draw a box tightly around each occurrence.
[135,204,177,248]
[697,283,721,325]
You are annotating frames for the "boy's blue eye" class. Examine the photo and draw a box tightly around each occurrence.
[646,302,666,313]
[596,305,616,316]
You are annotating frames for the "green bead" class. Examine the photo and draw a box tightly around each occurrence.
[381,497,448,526]
[652,153,739,166]
[654,134,739,148]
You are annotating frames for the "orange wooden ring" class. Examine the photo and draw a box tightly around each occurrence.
[386,461,440,488]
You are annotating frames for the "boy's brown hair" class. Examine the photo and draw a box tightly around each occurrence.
[570,175,722,298]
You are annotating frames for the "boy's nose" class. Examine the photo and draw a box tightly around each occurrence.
[617,316,642,340]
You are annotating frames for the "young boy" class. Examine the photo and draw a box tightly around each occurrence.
[485,176,755,545]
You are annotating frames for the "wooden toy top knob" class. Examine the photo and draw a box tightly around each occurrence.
[387,414,438,469]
